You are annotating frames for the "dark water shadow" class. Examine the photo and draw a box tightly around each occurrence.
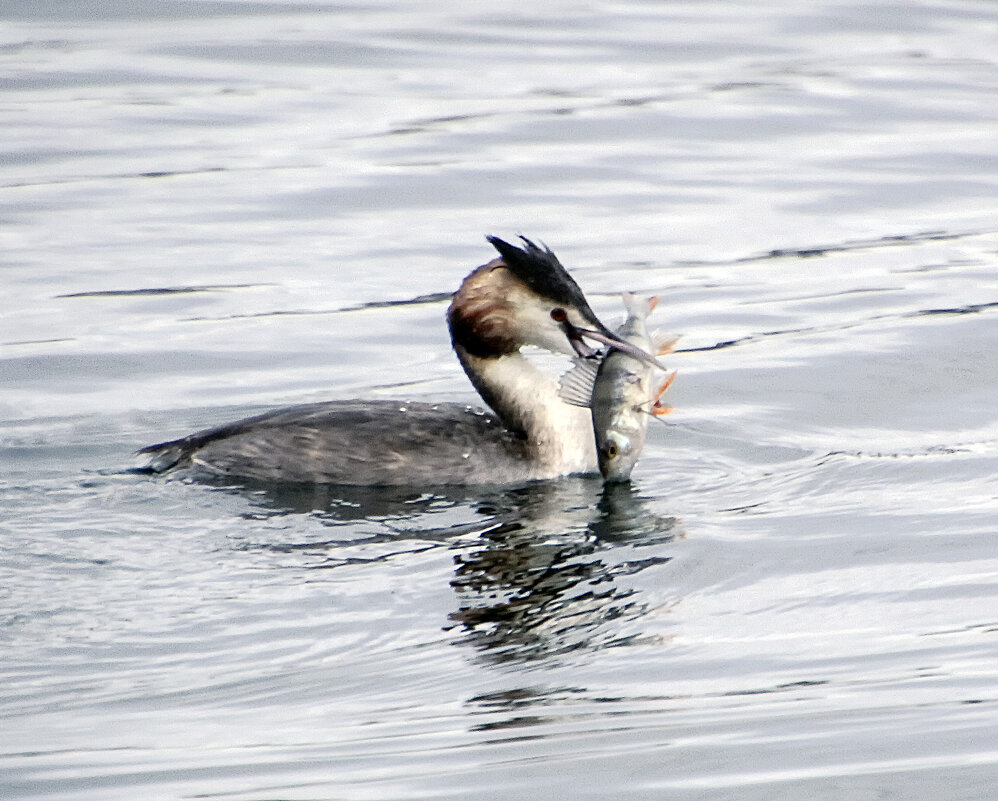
[212,475,464,522]
[191,474,681,666]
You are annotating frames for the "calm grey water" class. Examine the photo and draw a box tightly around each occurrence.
[2,1,997,799]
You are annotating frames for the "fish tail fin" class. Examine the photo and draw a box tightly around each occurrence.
[621,292,658,320]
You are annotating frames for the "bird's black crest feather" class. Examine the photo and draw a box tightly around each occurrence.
[486,235,592,312]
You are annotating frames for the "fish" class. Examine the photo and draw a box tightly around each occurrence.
[559,293,676,482]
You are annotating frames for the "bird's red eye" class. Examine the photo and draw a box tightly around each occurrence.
[550,308,567,322]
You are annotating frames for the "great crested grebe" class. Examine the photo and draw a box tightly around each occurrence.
[138,236,659,486]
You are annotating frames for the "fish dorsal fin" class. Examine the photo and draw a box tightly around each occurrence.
[558,356,601,408]
[652,331,680,356]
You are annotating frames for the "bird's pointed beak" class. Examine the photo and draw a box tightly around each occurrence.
[579,326,667,369]
[558,316,666,369]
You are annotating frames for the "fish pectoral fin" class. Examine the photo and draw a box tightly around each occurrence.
[557,356,600,408]
[655,370,677,397]
[648,370,677,415]
[639,397,675,416]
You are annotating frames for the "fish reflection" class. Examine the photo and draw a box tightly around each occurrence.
[447,479,680,665]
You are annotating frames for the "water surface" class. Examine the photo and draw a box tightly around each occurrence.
[2,2,997,799]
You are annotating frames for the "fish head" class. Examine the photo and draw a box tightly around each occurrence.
[597,427,644,482]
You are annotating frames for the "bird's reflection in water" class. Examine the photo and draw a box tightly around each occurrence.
[202,474,681,664]
[209,476,494,558]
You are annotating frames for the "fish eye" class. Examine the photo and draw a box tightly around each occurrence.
[606,442,618,459]
[550,308,567,322]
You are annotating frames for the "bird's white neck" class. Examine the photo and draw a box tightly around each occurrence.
[454,344,597,477]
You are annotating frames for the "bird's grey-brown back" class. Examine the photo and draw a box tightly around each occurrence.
[139,401,537,485]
